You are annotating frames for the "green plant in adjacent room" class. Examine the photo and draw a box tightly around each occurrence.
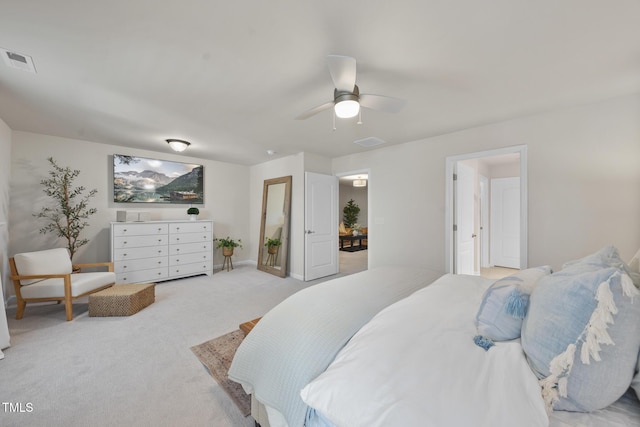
[343,199,360,228]
[34,157,98,261]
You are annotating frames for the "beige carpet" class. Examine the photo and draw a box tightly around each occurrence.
[191,329,250,416]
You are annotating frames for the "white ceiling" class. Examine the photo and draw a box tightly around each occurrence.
[1,1,638,166]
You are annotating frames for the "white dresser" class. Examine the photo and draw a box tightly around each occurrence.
[111,220,213,284]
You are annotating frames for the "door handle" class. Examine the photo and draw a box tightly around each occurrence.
[305,230,315,234]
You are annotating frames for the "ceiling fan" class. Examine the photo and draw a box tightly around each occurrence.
[295,55,407,120]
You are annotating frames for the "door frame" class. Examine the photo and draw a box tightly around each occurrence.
[445,145,528,274]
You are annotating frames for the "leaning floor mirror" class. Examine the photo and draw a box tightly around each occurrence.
[258,175,292,277]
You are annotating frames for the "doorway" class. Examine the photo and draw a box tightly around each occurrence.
[337,172,369,275]
[445,146,528,275]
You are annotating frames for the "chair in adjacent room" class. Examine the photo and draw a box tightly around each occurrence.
[9,248,116,321]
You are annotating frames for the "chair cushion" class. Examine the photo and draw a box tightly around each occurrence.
[14,248,73,286]
[19,272,116,299]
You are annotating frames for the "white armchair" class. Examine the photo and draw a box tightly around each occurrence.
[9,248,116,321]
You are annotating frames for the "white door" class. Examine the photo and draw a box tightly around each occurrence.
[479,175,490,268]
[305,172,339,281]
[455,163,475,274]
[491,177,520,269]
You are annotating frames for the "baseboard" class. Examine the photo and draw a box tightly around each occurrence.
[289,272,303,281]
[4,295,16,309]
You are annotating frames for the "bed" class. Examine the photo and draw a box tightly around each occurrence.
[229,247,640,427]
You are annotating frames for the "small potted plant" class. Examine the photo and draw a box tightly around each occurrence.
[265,237,282,255]
[214,236,243,257]
[187,207,199,220]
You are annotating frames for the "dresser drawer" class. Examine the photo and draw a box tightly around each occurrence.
[116,267,168,284]
[112,223,168,237]
[113,246,167,261]
[114,256,167,273]
[113,235,168,249]
[168,261,212,277]
[168,231,212,245]
[169,222,211,234]
[169,241,212,256]
[169,252,211,266]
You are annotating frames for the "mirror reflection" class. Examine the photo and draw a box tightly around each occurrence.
[258,176,291,277]
[263,182,285,269]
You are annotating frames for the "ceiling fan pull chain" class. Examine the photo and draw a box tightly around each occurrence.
[357,109,363,125]
[332,111,336,131]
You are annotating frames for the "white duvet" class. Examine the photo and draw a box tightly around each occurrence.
[300,273,549,427]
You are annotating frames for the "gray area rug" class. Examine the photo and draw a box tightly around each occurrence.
[191,329,250,416]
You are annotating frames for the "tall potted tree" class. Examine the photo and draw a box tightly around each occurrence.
[343,199,360,228]
[34,157,98,261]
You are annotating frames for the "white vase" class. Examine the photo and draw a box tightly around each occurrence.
[189,215,198,221]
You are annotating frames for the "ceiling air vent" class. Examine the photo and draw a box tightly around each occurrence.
[353,137,386,148]
[0,48,36,73]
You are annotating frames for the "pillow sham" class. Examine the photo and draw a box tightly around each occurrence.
[475,265,551,343]
[521,261,640,412]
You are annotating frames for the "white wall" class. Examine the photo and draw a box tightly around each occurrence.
[333,94,640,272]
[8,131,251,290]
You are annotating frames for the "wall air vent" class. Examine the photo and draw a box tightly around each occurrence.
[353,137,386,148]
[0,48,36,73]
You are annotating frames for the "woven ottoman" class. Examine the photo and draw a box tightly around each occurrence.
[89,283,155,317]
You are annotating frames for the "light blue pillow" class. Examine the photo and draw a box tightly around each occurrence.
[563,245,640,286]
[475,266,551,342]
[521,262,640,412]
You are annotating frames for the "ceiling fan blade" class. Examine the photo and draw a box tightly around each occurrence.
[359,94,407,114]
[295,100,334,120]
[327,55,356,92]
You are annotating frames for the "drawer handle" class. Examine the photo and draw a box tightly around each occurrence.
[176,259,180,262]
[123,229,127,232]
[123,253,127,257]
[158,228,162,231]
[176,238,180,241]
[176,249,180,252]
[158,261,162,264]
[123,266,127,269]
[158,250,162,253]
[157,272,162,276]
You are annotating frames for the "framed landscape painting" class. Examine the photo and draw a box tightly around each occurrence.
[113,154,204,204]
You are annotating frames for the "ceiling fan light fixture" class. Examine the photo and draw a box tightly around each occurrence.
[334,91,360,118]
[166,139,191,152]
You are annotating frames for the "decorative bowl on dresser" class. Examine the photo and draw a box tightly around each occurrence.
[111,220,213,284]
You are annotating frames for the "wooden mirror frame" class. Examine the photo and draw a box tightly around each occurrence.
[257,176,292,277]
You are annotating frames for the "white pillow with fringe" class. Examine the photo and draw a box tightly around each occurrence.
[522,263,640,412]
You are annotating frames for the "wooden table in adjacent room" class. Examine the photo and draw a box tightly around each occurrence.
[339,234,368,252]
